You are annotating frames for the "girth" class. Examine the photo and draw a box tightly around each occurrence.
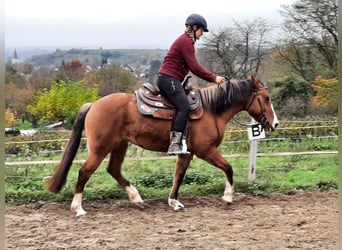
[135,83,203,120]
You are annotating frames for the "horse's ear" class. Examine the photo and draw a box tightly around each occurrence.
[250,75,257,86]
[250,75,263,88]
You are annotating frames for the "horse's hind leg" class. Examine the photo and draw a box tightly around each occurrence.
[71,152,106,216]
[107,141,143,203]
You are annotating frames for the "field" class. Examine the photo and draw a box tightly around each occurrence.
[5,122,338,203]
[5,121,338,249]
[5,151,338,203]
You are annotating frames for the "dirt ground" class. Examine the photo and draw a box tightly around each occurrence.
[5,190,338,250]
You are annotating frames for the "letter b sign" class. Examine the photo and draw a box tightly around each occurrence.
[247,123,266,140]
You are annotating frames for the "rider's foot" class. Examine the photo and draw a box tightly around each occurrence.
[167,131,189,155]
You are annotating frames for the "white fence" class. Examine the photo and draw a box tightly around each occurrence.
[5,122,338,168]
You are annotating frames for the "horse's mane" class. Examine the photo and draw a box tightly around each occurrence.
[199,79,254,114]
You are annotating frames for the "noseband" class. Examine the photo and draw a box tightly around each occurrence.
[245,87,269,128]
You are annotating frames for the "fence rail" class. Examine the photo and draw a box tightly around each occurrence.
[5,150,338,167]
[5,122,338,168]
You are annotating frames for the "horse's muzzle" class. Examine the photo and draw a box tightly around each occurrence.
[262,117,279,132]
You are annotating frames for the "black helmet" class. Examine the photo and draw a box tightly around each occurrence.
[185,13,209,32]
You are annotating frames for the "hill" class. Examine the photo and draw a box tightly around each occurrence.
[21,48,167,68]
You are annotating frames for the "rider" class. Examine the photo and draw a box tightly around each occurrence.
[157,13,225,155]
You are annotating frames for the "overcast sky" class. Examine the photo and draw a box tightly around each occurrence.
[5,0,296,49]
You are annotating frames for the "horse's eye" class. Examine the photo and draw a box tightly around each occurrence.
[264,96,270,102]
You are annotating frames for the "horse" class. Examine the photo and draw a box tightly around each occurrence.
[47,76,279,216]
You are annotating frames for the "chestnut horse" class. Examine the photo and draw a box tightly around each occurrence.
[48,76,279,216]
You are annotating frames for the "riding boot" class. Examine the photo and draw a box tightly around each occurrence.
[167,131,186,155]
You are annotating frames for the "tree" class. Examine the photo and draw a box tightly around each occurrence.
[26,66,58,91]
[201,18,274,79]
[5,109,16,128]
[272,74,314,117]
[5,83,35,122]
[57,60,87,82]
[278,0,338,78]
[311,76,337,113]
[84,65,138,96]
[5,62,26,88]
[149,59,161,82]
[27,80,98,127]
[20,63,34,75]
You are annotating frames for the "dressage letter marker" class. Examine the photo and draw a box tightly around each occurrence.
[247,120,266,181]
[247,123,266,141]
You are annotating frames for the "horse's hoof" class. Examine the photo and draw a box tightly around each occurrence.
[133,202,146,210]
[75,209,87,217]
[71,206,87,217]
[174,206,186,211]
[174,203,187,211]
[125,185,143,203]
[175,206,187,212]
[222,195,233,204]
[169,198,186,211]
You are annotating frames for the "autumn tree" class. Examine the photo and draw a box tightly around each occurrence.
[27,80,98,127]
[5,83,35,122]
[5,109,16,128]
[57,60,87,82]
[311,76,337,114]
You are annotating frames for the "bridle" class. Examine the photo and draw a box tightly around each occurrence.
[232,86,270,128]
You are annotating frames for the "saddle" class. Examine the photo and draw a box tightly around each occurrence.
[135,76,203,120]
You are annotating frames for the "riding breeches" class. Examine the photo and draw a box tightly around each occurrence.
[157,73,191,133]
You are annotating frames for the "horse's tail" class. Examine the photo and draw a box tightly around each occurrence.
[47,103,92,194]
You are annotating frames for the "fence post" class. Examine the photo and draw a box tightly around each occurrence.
[247,118,265,182]
[248,139,258,181]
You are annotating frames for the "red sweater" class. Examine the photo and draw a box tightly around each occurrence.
[159,33,216,83]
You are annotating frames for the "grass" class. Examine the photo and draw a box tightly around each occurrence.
[5,133,338,203]
[5,149,338,203]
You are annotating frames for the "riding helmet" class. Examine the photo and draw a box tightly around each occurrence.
[185,13,209,32]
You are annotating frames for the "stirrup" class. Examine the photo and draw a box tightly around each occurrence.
[167,143,190,155]
[181,138,190,154]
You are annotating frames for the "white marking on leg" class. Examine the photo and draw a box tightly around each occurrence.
[222,180,234,203]
[125,184,143,203]
[71,193,87,216]
[168,197,185,211]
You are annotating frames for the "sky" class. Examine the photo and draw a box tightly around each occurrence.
[5,0,297,50]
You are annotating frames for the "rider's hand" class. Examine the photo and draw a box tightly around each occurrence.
[215,76,225,85]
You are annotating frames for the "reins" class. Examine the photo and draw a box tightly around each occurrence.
[231,117,252,127]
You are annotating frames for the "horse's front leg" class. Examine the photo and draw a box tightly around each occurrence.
[168,154,193,211]
[197,147,234,204]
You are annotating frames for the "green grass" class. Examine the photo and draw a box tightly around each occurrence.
[5,133,338,203]
[5,150,338,203]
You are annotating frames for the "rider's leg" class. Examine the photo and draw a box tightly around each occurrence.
[157,74,190,155]
[168,98,190,154]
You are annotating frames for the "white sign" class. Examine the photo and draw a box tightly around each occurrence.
[247,123,266,140]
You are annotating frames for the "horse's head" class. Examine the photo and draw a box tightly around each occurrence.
[245,76,279,131]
